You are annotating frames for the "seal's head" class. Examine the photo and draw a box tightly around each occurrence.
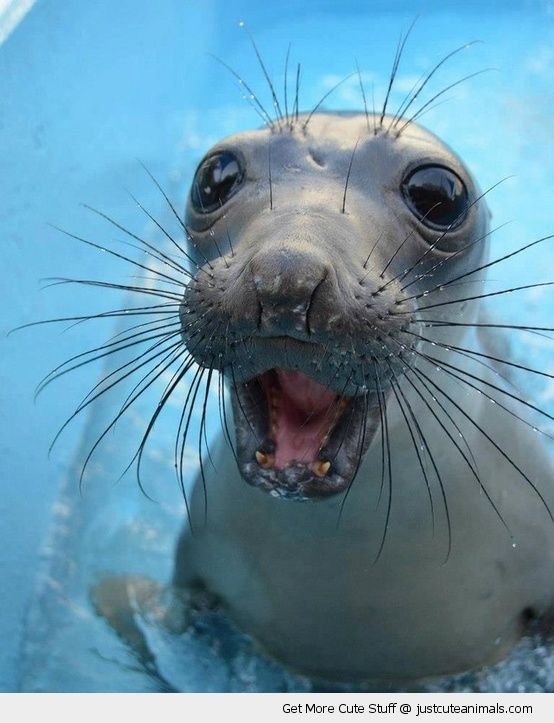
[181,114,489,500]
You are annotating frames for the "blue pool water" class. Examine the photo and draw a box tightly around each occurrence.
[1,0,553,692]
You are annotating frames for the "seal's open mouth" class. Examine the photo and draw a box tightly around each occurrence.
[232,368,373,500]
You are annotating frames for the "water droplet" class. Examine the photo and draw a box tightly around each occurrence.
[238,20,245,27]
[512,542,517,549]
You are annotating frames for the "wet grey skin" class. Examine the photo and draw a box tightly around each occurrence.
[96,112,554,684]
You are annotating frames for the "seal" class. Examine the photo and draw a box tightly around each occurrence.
[167,109,554,682]
[41,51,554,684]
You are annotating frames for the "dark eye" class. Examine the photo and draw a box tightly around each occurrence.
[190,151,244,213]
[401,165,468,230]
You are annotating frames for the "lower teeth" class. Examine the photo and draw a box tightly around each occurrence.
[312,460,331,477]
[255,450,275,469]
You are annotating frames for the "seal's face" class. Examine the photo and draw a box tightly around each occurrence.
[182,114,489,500]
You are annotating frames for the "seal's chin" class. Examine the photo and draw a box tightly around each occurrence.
[231,368,371,500]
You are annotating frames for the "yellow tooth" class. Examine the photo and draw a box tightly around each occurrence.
[313,460,331,477]
[256,450,275,469]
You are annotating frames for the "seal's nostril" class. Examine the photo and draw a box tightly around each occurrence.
[308,148,325,168]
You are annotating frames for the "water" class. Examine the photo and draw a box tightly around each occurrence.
[2,0,554,692]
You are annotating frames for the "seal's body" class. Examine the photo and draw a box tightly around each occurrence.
[174,113,554,682]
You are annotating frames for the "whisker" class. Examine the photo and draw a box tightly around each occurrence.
[390,41,479,129]
[208,53,275,129]
[50,337,184,456]
[283,43,291,127]
[178,367,207,525]
[400,220,512,294]
[77,342,191,492]
[412,363,554,523]
[387,365,436,540]
[419,352,554,442]
[245,28,284,125]
[268,137,274,210]
[401,362,512,537]
[386,180,512,293]
[416,349,554,427]
[50,224,188,287]
[302,72,357,131]
[355,58,370,134]
[405,330,554,381]
[136,160,216,271]
[42,277,183,301]
[293,63,301,124]
[420,319,554,339]
[10,303,180,335]
[79,328,182,408]
[388,365,452,563]
[380,17,418,128]
[396,281,554,313]
[341,138,360,214]
[37,323,183,397]
[337,385,369,526]
[396,68,495,135]
[82,203,203,280]
[372,361,393,563]
[405,233,554,301]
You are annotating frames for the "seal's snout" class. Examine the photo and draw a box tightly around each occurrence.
[250,245,329,337]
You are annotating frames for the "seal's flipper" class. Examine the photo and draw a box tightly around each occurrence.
[91,575,189,662]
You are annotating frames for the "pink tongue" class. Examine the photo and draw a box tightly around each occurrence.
[273,370,339,469]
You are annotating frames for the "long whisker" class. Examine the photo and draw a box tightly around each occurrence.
[388,366,452,563]
[208,53,275,129]
[405,329,554,381]
[372,361,393,563]
[380,17,418,129]
[302,72,357,131]
[245,29,284,125]
[395,281,554,314]
[10,303,181,335]
[83,202,208,280]
[42,277,183,301]
[412,364,554,523]
[341,138,360,214]
[402,233,554,302]
[283,43,291,127]
[387,364,436,539]
[401,362,511,537]
[419,352,554,442]
[355,58,370,134]
[390,41,479,129]
[396,68,494,135]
